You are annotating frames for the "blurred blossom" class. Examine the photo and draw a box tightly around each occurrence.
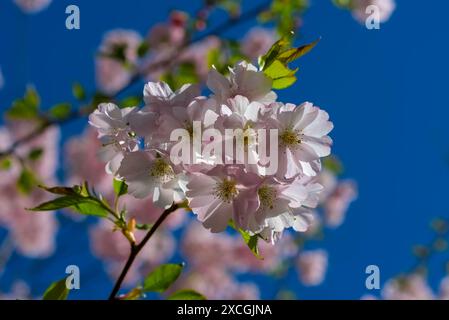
[96,29,142,95]
[142,13,188,81]
[14,0,51,13]
[65,127,112,193]
[360,294,378,300]
[147,12,186,49]
[241,27,276,62]
[352,0,396,24]
[179,36,221,81]
[0,124,59,258]
[438,276,449,300]
[173,268,260,300]
[90,219,175,285]
[324,180,357,227]
[382,274,434,300]
[0,281,31,300]
[296,250,328,286]
[182,222,296,274]
[0,67,4,89]
[316,169,357,228]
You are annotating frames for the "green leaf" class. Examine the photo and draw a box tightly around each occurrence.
[263,60,298,89]
[29,195,108,217]
[50,103,71,119]
[136,223,153,230]
[258,37,290,71]
[277,38,320,64]
[168,289,206,300]
[17,169,38,194]
[42,279,69,300]
[28,148,44,161]
[24,86,40,109]
[38,185,79,196]
[71,200,109,217]
[137,42,149,58]
[323,156,343,175]
[120,96,141,108]
[113,179,128,197]
[7,86,41,120]
[228,221,262,259]
[72,82,86,100]
[0,158,12,170]
[143,263,184,293]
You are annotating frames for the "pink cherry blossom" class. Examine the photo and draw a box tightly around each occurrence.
[173,268,260,300]
[241,27,276,62]
[296,249,328,286]
[271,102,333,180]
[438,276,449,300]
[324,180,357,227]
[382,274,434,300]
[0,123,59,258]
[179,36,221,80]
[207,61,277,104]
[0,281,31,300]
[96,29,142,95]
[352,0,396,24]
[0,67,4,90]
[89,103,138,174]
[117,150,185,208]
[14,0,51,13]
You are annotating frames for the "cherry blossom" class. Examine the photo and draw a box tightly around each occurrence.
[13,0,51,13]
[296,249,328,286]
[352,0,396,24]
[95,29,142,95]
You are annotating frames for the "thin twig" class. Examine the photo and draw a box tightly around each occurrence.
[108,203,179,300]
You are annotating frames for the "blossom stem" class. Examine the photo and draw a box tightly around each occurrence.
[108,202,179,300]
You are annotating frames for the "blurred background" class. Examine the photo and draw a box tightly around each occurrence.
[1,0,449,300]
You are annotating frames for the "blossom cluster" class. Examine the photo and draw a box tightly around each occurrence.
[89,61,334,243]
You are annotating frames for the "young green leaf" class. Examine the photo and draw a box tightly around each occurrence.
[258,37,290,71]
[7,86,41,120]
[29,195,109,217]
[38,185,79,196]
[17,169,38,194]
[263,60,298,89]
[0,158,12,170]
[72,82,86,100]
[113,179,128,197]
[228,221,262,259]
[277,38,320,64]
[120,96,141,108]
[42,278,69,300]
[50,103,72,120]
[143,263,184,293]
[28,148,44,161]
[23,85,41,110]
[168,289,206,300]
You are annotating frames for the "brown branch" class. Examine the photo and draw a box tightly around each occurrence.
[108,203,179,300]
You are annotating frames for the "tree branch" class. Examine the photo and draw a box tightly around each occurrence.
[108,203,179,300]
[0,1,270,160]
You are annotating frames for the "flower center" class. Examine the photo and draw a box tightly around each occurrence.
[214,179,238,203]
[258,185,277,210]
[279,127,301,148]
[149,158,174,183]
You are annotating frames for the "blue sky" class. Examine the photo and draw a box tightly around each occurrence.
[1,0,449,299]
